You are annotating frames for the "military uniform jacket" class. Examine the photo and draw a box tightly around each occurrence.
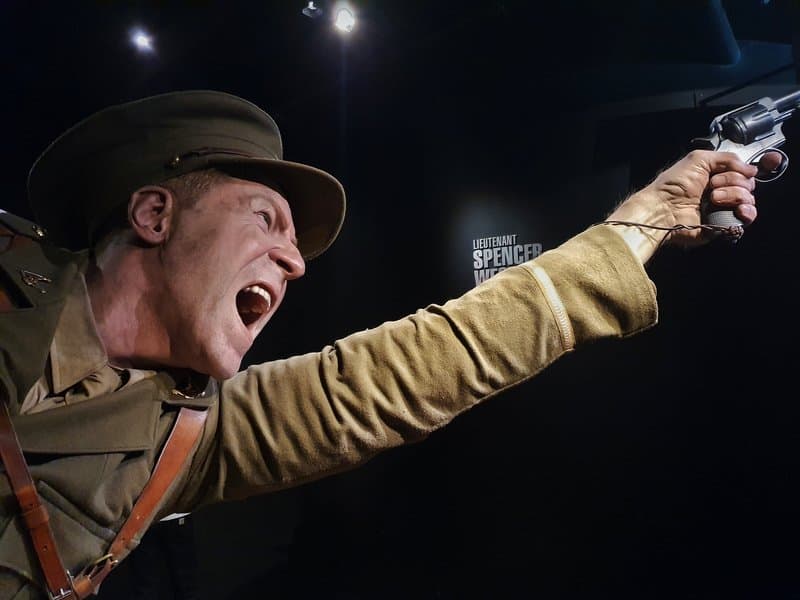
[0,210,659,598]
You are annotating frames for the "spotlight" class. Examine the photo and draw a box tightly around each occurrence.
[302,2,323,18]
[334,6,356,33]
[130,28,154,53]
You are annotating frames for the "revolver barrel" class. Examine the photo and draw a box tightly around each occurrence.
[774,89,800,113]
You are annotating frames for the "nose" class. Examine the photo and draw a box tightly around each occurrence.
[269,243,306,280]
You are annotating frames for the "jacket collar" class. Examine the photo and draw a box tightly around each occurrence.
[48,273,108,394]
[47,272,215,399]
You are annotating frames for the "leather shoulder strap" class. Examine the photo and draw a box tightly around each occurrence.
[71,406,208,597]
[0,400,74,599]
[0,403,208,599]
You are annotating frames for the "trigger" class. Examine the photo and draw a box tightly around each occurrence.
[753,148,789,182]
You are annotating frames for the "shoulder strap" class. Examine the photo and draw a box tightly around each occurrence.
[0,399,73,599]
[0,404,208,599]
[71,406,208,597]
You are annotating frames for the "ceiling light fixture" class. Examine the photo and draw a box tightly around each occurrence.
[302,2,323,18]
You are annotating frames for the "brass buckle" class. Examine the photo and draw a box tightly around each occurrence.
[68,554,119,598]
[83,553,118,577]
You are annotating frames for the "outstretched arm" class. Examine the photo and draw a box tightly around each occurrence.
[170,150,774,511]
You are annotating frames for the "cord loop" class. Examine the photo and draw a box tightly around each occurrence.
[597,220,744,247]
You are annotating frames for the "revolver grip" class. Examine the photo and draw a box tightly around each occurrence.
[696,141,788,233]
[704,206,745,229]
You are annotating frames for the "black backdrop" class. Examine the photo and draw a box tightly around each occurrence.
[2,1,800,598]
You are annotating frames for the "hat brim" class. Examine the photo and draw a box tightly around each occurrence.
[204,156,346,261]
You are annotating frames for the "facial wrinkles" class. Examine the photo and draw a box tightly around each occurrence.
[157,180,300,376]
[232,190,304,346]
[242,189,300,276]
[240,194,291,310]
[244,192,295,237]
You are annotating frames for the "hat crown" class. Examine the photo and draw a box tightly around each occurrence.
[26,90,345,259]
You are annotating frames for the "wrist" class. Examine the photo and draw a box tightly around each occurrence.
[603,191,676,264]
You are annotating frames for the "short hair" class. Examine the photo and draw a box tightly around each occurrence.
[92,168,231,251]
[160,168,231,209]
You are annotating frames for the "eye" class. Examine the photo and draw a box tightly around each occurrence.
[257,211,273,227]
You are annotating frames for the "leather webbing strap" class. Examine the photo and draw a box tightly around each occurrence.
[71,406,208,598]
[0,403,208,599]
[0,400,74,599]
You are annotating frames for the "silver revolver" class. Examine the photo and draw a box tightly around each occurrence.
[690,89,800,229]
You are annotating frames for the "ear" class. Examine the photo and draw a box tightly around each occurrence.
[127,186,176,245]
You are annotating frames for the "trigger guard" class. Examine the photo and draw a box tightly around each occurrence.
[752,147,789,182]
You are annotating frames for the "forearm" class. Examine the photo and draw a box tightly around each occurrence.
[174,225,658,509]
[603,189,677,264]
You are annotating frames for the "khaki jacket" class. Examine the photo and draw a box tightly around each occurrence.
[0,210,658,598]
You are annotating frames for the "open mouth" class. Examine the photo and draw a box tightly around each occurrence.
[235,284,272,329]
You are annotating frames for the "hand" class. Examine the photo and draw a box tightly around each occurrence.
[606,149,780,261]
[655,149,782,245]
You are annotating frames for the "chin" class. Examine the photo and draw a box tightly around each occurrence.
[189,328,248,381]
[197,350,244,381]
[213,358,244,381]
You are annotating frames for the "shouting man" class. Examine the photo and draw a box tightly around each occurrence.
[0,90,778,599]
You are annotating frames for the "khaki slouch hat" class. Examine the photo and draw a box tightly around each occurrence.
[27,90,346,260]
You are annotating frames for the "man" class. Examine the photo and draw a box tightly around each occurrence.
[0,89,778,599]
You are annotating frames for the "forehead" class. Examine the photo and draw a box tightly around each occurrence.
[209,176,292,212]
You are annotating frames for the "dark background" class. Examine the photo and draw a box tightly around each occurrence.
[3,1,800,598]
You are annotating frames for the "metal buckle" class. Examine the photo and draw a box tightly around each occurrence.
[83,553,118,577]
[49,586,73,600]
[46,569,75,599]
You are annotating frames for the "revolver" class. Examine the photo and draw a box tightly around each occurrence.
[690,88,800,229]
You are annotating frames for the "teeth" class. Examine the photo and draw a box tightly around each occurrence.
[242,285,272,313]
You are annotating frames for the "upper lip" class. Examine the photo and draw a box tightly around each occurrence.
[247,280,275,305]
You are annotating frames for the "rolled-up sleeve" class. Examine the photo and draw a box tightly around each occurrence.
[172,224,658,510]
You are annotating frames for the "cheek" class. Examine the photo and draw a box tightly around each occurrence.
[184,236,245,278]
[229,235,273,277]
[162,245,227,311]
[165,224,265,305]
[240,227,270,255]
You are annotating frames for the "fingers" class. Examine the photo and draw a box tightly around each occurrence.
[708,167,756,217]
[708,184,757,225]
[703,150,767,228]
[709,184,754,206]
[700,150,759,177]
[735,203,758,225]
[723,151,781,227]
[708,153,757,202]
[758,150,784,173]
[709,170,755,192]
